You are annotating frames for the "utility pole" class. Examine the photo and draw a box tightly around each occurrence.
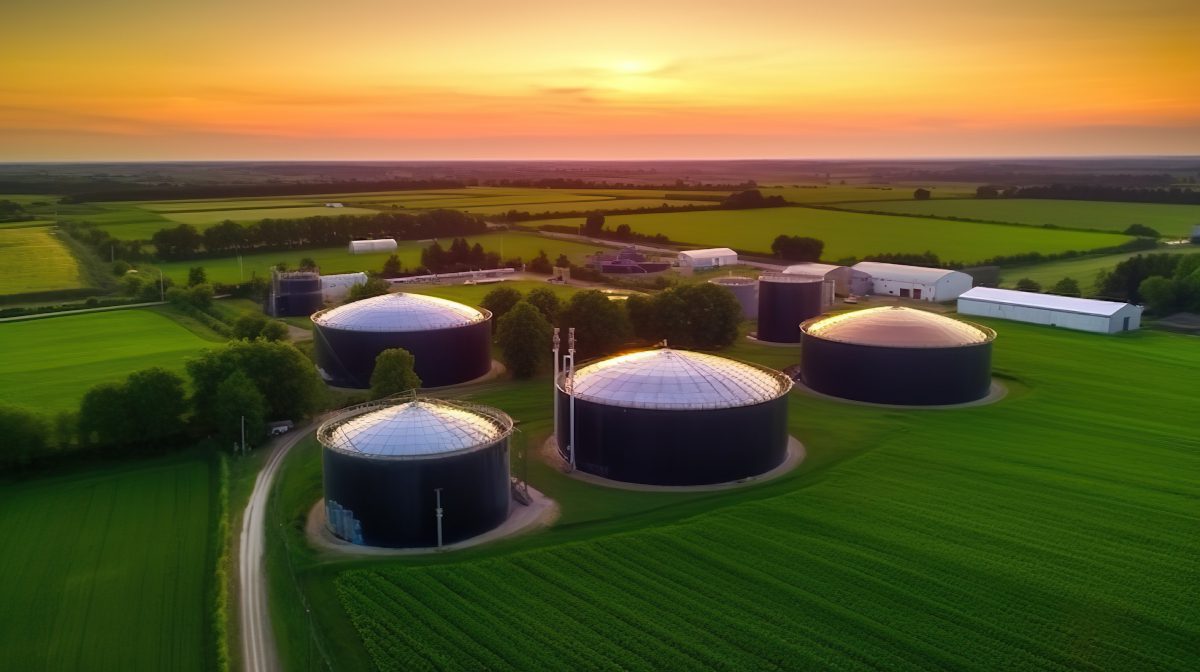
[434,488,444,548]
[240,415,245,455]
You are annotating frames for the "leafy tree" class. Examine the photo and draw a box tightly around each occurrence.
[583,214,605,235]
[1138,276,1176,314]
[0,404,50,470]
[1123,223,1160,238]
[1015,278,1042,292]
[528,250,553,274]
[1049,277,1082,297]
[914,188,931,200]
[298,257,318,271]
[771,235,825,262]
[346,276,390,303]
[976,185,1000,199]
[632,283,742,349]
[720,189,786,209]
[79,382,133,447]
[187,340,324,433]
[111,260,132,275]
[496,301,552,378]
[1096,253,1185,301]
[260,320,290,342]
[121,273,146,297]
[169,283,214,310]
[187,266,207,287]
[615,224,632,239]
[554,254,571,268]
[559,290,631,359]
[214,370,266,450]
[234,313,268,340]
[524,287,561,322]
[381,254,403,278]
[370,348,422,398]
[123,368,188,447]
[481,286,523,326]
[150,224,203,259]
[625,294,656,341]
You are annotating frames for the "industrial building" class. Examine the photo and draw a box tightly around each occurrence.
[800,307,995,405]
[312,293,492,389]
[708,276,758,319]
[266,269,323,317]
[348,238,398,254]
[957,287,1142,333]
[555,348,792,486]
[852,262,973,302]
[678,248,738,269]
[320,272,368,302]
[783,262,871,296]
[320,397,513,548]
[756,273,830,343]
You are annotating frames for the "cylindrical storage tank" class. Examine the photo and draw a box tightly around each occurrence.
[348,239,398,254]
[708,276,758,319]
[800,306,995,406]
[312,293,492,389]
[272,271,324,316]
[320,398,512,548]
[756,273,825,343]
[555,349,792,486]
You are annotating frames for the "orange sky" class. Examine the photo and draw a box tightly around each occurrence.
[2,0,1198,160]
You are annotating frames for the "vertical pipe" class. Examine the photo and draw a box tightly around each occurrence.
[552,328,560,450]
[435,487,444,548]
[568,327,576,470]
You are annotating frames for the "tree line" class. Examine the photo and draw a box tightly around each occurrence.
[59,179,467,203]
[982,183,1200,205]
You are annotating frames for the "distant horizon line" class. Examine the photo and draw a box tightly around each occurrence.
[3,154,1200,165]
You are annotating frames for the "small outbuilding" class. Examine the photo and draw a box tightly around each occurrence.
[783,262,871,296]
[852,261,973,302]
[957,287,1142,333]
[678,248,738,269]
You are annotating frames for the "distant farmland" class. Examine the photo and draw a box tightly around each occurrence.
[538,207,1134,263]
[0,453,215,671]
[831,198,1200,237]
[0,226,85,294]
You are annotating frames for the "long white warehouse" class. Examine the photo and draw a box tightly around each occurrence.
[348,239,398,254]
[678,248,738,269]
[852,262,973,302]
[957,287,1142,333]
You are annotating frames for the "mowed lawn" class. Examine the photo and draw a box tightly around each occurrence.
[999,246,1200,291]
[330,322,1199,671]
[148,232,609,285]
[0,454,214,670]
[832,198,1200,237]
[0,309,217,411]
[0,226,85,294]
[539,207,1133,263]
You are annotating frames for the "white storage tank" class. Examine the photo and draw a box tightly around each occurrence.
[348,239,398,254]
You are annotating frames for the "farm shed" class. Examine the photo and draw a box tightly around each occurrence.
[556,348,791,486]
[678,248,738,269]
[800,306,995,406]
[852,262,973,302]
[320,272,368,302]
[320,398,512,548]
[348,239,398,254]
[783,262,871,296]
[957,287,1142,333]
[312,293,492,388]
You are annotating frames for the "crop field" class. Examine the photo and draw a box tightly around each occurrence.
[539,207,1133,263]
[998,246,1200,291]
[159,205,380,226]
[0,308,219,411]
[0,453,215,670]
[831,198,1200,237]
[323,322,1198,671]
[0,226,85,294]
[147,231,609,284]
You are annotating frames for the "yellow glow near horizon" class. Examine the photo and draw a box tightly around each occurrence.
[1,0,1198,159]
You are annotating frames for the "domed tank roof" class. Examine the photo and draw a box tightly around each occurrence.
[321,398,512,458]
[313,292,487,332]
[802,306,993,348]
[564,348,791,410]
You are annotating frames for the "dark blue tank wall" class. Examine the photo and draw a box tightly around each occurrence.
[800,334,992,405]
[322,441,510,548]
[554,391,789,485]
[314,319,492,388]
[271,291,323,317]
[757,280,823,343]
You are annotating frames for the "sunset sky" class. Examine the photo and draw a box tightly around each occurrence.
[3,0,1198,160]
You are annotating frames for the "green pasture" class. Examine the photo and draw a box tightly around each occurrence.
[458,197,717,215]
[160,205,379,226]
[0,226,85,294]
[0,453,215,670]
[998,245,1200,291]
[266,319,1198,671]
[539,207,1133,263]
[146,232,609,285]
[0,308,220,411]
[760,184,977,203]
[832,198,1200,237]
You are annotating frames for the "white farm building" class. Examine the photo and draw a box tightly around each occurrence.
[678,248,738,269]
[348,239,398,255]
[957,287,1142,333]
[320,272,369,302]
[783,262,871,296]
[852,262,973,302]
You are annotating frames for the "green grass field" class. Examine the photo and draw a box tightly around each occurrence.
[0,308,220,411]
[999,246,1200,291]
[0,453,216,670]
[760,184,977,203]
[540,207,1133,263]
[832,198,1200,237]
[0,226,85,294]
[160,205,380,226]
[146,231,608,285]
[264,320,1198,671]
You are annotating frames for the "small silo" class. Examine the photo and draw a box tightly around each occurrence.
[708,276,758,319]
[267,270,324,317]
[756,273,826,343]
[555,348,792,486]
[800,306,995,405]
[320,398,513,548]
[312,293,492,389]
